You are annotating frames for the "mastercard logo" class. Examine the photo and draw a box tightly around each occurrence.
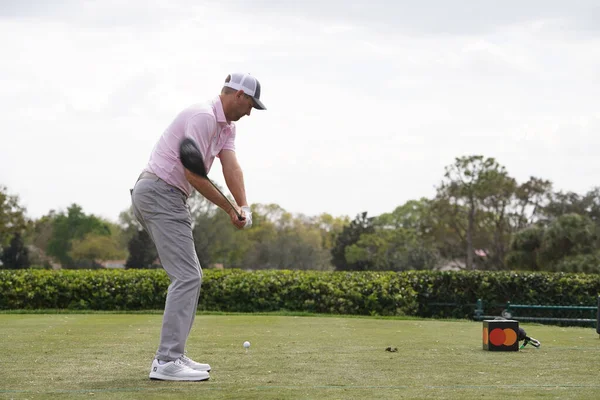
[483,327,517,346]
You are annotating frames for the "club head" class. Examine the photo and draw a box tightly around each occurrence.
[179,138,207,177]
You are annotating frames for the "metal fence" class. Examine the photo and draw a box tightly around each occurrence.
[472,296,600,333]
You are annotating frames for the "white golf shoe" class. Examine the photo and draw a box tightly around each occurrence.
[180,355,211,372]
[149,358,210,381]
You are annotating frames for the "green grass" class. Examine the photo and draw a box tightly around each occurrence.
[0,314,599,399]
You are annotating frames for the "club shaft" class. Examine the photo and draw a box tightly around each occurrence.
[208,178,243,220]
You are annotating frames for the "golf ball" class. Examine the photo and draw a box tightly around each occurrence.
[243,341,250,348]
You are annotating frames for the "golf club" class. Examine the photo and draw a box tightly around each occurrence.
[179,137,244,221]
[518,327,541,348]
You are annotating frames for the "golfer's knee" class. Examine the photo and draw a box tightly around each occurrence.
[177,270,201,289]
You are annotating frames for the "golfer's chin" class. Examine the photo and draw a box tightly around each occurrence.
[231,114,246,122]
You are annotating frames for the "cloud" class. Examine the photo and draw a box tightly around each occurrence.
[211,0,600,36]
[5,0,598,36]
[1,0,599,222]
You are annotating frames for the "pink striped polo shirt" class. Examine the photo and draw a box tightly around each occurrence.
[143,96,236,197]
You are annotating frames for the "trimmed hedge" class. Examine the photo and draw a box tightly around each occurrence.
[0,269,417,316]
[409,270,600,319]
[200,269,417,316]
[0,269,170,310]
[0,269,599,319]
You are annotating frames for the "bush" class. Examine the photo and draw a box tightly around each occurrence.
[0,269,170,310]
[0,269,598,319]
[548,253,600,274]
[0,269,417,316]
[408,270,600,319]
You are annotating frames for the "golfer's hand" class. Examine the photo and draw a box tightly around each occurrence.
[241,206,252,229]
[228,206,246,230]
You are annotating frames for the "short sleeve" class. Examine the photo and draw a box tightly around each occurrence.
[184,113,217,169]
[221,124,236,152]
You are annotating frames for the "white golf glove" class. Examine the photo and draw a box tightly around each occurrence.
[241,206,252,229]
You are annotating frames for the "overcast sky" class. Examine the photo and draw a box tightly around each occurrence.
[1,0,599,223]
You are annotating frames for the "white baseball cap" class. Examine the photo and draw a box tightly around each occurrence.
[223,73,266,110]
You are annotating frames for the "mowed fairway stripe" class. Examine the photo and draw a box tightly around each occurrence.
[3,383,600,394]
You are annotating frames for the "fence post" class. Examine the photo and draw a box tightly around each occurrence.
[475,299,483,320]
[597,296,599,336]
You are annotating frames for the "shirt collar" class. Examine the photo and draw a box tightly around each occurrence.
[212,96,231,126]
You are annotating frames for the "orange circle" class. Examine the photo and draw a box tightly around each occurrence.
[489,328,506,346]
[503,328,517,346]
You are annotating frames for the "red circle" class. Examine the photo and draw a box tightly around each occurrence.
[489,328,506,346]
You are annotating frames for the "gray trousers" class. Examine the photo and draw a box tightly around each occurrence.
[131,175,202,361]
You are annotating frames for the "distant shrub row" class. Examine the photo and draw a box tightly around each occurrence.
[1,269,598,318]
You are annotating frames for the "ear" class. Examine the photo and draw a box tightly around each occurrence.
[235,90,245,99]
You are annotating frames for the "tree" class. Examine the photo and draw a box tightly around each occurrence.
[507,213,600,272]
[505,224,544,271]
[343,200,442,271]
[427,198,468,264]
[331,212,375,270]
[28,212,56,257]
[345,228,440,271]
[0,232,30,269]
[241,212,332,270]
[46,204,112,267]
[0,185,29,249]
[118,207,143,250]
[537,213,599,269]
[435,156,520,270]
[125,229,158,269]
[190,192,250,268]
[543,187,600,224]
[376,199,432,232]
[119,206,160,269]
[511,177,553,229]
[69,233,127,268]
[235,208,277,269]
[307,213,348,252]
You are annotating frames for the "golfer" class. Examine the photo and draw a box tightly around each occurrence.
[131,73,266,381]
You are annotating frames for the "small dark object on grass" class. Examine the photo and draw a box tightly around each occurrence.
[385,347,398,352]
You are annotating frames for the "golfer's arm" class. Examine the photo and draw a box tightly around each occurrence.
[184,169,235,213]
[219,150,248,207]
